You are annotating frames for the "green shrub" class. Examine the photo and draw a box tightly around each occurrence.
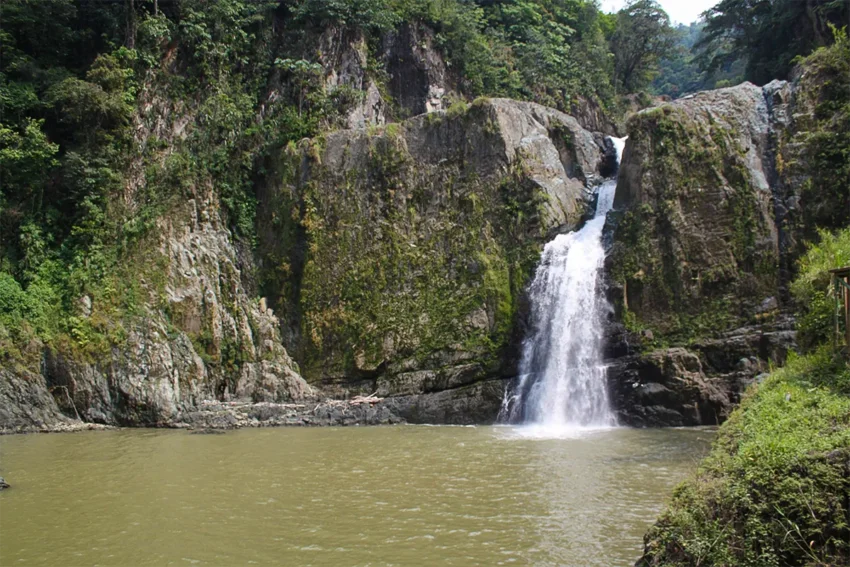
[789,28,850,235]
[791,227,850,350]
[0,272,31,321]
[290,0,399,32]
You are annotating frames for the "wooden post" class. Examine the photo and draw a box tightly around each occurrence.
[844,277,850,348]
[835,274,840,351]
[828,267,850,353]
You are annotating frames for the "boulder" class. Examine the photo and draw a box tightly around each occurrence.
[606,317,797,427]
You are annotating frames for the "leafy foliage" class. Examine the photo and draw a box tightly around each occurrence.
[609,0,675,92]
[290,0,400,32]
[633,27,850,567]
[651,22,744,98]
[0,0,276,360]
[482,0,614,106]
[791,227,850,351]
[0,0,639,366]
[787,26,850,236]
[696,0,849,85]
[640,347,850,567]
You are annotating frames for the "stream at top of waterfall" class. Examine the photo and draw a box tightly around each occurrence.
[0,425,713,567]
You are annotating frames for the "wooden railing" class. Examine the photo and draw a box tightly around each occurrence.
[830,267,850,351]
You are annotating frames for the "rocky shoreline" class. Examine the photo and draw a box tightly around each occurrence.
[0,376,509,434]
[0,399,401,434]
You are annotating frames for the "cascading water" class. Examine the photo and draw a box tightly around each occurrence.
[501,137,627,431]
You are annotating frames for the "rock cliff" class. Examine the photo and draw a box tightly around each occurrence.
[0,52,825,432]
[258,97,606,422]
[1,177,314,431]
[1,90,608,430]
[604,81,801,426]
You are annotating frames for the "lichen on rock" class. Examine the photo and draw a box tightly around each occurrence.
[610,82,783,341]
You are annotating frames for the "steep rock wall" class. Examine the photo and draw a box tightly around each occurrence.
[284,24,457,130]
[1,188,314,431]
[605,82,799,426]
[0,82,314,432]
[53,192,311,424]
[1,90,607,430]
[259,98,606,416]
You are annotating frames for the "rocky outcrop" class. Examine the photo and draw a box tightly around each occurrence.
[381,23,455,118]
[0,367,72,431]
[259,97,607,409]
[1,86,316,432]
[294,24,456,129]
[2,190,316,431]
[610,82,784,336]
[4,52,812,431]
[386,378,508,425]
[1,85,610,431]
[570,96,619,137]
[169,380,504,428]
[314,27,387,129]
[172,398,403,428]
[606,317,796,426]
[605,82,801,425]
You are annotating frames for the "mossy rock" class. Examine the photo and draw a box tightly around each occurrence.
[258,98,605,389]
[610,83,780,343]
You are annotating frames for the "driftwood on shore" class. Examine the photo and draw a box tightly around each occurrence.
[320,393,384,408]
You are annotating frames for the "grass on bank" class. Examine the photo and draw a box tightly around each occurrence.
[639,346,850,567]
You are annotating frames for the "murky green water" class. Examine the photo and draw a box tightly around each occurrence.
[0,426,712,566]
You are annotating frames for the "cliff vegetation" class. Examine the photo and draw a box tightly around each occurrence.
[637,35,850,567]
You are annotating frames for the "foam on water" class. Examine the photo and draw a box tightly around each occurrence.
[498,423,619,441]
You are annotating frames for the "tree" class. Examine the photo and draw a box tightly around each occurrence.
[609,0,675,93]
[696,0,849,85]
[651,22,746,98]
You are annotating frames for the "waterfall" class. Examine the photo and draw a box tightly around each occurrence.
[500,137,627,431]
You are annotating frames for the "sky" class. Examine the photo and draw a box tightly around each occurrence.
[600,0,718,25]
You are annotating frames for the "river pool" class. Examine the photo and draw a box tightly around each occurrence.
[0,425,713,566]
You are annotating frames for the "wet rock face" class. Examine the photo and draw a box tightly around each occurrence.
[604,81,804,426]
[259,97,606,402]
[598,136,619,178]
[609,347,730,427]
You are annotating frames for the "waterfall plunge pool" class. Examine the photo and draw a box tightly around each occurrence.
[0,425,713,566]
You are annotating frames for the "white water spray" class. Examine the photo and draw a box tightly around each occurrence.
[501,137,627,432]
